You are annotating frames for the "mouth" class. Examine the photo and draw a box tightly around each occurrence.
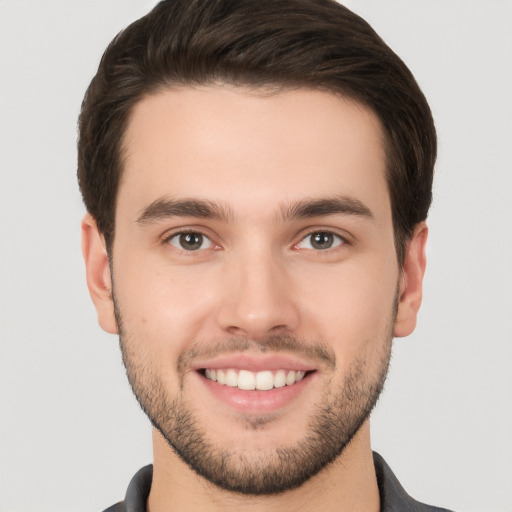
[200,368,313,391]
[192,353,319,414]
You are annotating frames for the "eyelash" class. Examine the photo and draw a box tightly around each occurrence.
[162,228,348,254]
[295,231,346,251]
[163,230,217,252]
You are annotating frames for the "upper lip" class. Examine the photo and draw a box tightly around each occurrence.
[191,353,318,373]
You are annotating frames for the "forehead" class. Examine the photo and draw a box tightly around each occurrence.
[119,85,390,222]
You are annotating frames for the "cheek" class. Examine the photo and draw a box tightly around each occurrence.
[113,258,222,351]
[296,259,398,357]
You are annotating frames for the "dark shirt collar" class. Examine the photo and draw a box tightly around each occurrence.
[372,452,452,511]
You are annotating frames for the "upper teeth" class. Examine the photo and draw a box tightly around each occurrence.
[204,369,306,391]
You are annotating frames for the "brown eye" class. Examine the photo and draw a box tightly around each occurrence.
[298,232,344,250]
[168,232,212,251]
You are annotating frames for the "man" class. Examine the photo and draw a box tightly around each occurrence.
[78,1,450,510]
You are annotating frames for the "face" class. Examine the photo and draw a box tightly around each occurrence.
[83,85,426,495]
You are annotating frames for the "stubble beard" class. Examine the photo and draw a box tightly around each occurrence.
[115,300,395,496]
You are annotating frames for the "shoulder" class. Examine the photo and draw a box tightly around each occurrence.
[101,503,125,512]
[101,465,153,512]
[373,452,455,512]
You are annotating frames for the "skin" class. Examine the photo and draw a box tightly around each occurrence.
[82,85,427,512]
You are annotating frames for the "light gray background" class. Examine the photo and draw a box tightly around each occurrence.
[1,1,511,511]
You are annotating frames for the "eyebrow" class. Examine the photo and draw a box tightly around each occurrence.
[280,196,374,222]
[136,195,373,225]
[136,198,233,224]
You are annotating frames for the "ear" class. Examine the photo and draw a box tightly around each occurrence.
[394,222,428,338]
[81,213,118,334]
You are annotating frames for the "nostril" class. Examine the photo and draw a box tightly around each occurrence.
[225,325,248,337]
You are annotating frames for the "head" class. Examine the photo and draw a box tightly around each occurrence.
[79,0,435,497]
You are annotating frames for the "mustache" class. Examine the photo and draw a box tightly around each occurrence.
[177,334,336,375]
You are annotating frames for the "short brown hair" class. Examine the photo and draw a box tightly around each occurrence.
[77,0,436,264]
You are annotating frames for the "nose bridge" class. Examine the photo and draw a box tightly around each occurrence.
[217,241,299,338]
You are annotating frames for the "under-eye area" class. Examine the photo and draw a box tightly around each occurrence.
[198,368,316,391]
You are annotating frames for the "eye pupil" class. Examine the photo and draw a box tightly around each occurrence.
[180,233,203,250]
[311,232,333,249]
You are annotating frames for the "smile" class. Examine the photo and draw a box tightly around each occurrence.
[203,368,307,391]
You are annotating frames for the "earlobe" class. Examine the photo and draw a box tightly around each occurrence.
[394,222,428,338]
[81,214,118,334]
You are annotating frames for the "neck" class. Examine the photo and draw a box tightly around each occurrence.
[147,422,380,512]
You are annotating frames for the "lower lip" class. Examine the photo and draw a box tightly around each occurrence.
[197,372,315,414]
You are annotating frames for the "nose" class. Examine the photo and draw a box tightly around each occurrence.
[216,250,300,340]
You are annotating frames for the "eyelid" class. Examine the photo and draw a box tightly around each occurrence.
[159,225,352,252]
[161,226,221,251]
[293,228,351,250]
[168,232,213,250]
